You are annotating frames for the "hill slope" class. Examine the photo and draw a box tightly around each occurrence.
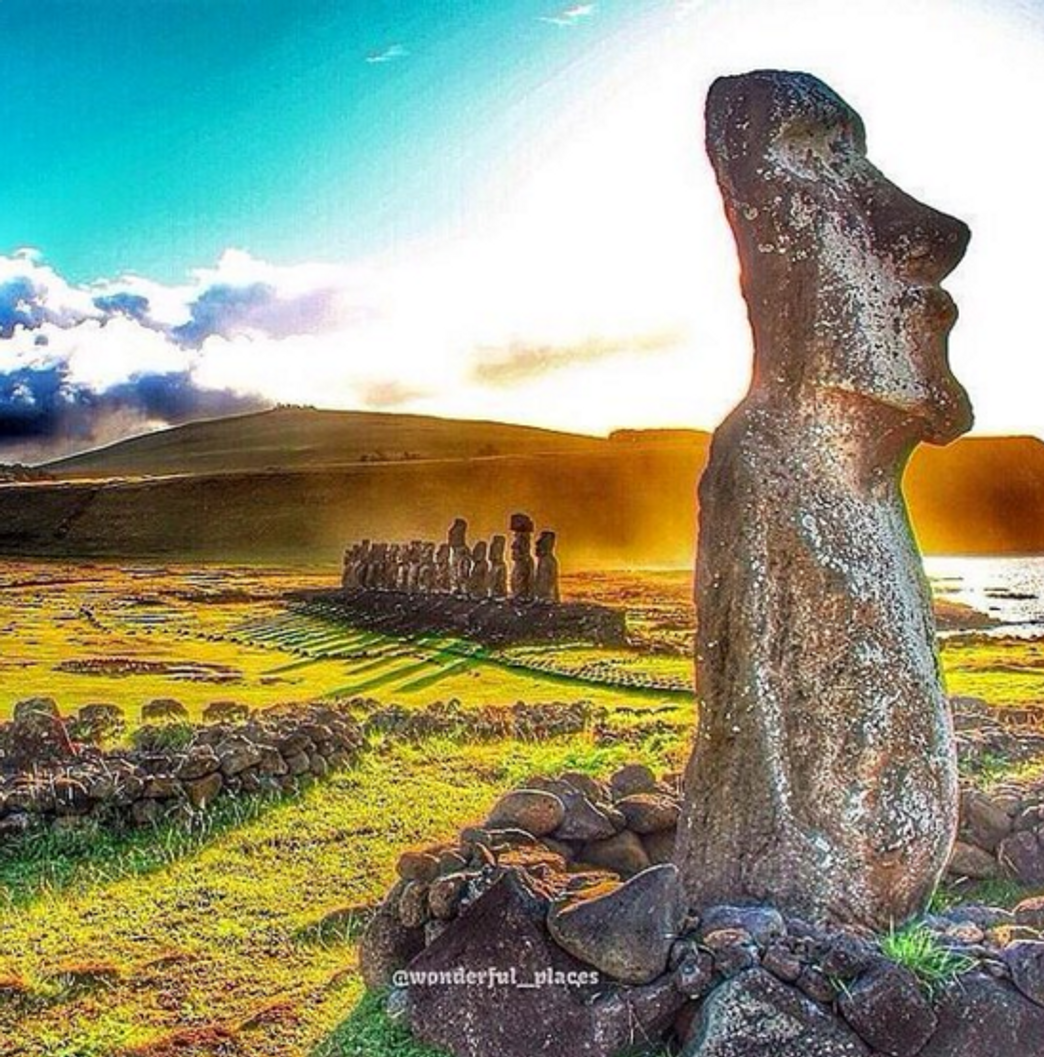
[47,407,609,477]
[0,411,1040,564]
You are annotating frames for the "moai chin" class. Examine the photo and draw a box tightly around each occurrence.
[488,535,508,599]
[534,530,560,603]
[675,70,972,930]
[509,513,535,601]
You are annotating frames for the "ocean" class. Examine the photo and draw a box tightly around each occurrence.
[926,555,1044,636]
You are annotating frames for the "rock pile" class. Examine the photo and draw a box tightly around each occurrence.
[363,699,597,742]
[364,765,1044,1057]
[949,782,1044,887]
[0,700,363,838]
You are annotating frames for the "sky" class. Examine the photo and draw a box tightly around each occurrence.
[1,0,1042,459]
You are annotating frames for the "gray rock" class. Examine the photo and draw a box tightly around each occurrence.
[919,972,1044,1056]
[838,964,937,1056]
[1000,830,1044,885]
[579,829,651,877]
[1007,941,1044,1008]
[616,793,680,834]
[962,790,1013,853]
[948,840,998,880]
[609,764,659,800]
[700,905,786,947]
[547,864,685,984]
[485,789,565,837]
[682,968,870,1056]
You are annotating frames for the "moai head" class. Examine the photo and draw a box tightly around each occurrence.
[705,70,972,447]
[489,534,506,563]
[472,540,488,564]
[436,543,450,565]
[510,512,535,535]
[448,518,468,548]
[535,530,556,558]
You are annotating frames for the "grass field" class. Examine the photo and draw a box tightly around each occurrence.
[1,558,1042,1056]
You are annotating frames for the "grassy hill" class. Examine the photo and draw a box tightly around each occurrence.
[0,408,1039,564]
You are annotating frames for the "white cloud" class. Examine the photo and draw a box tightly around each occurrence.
[540,5,596,27]
[365,43,408,64]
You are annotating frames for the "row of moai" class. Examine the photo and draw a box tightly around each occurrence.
[341,513,560,603]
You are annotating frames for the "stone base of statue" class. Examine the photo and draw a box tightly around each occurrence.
[296,588,627,647]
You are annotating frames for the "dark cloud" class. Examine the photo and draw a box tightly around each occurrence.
[92,291,152,322]
[0,276,46,338]
[0,363,263,458]
[172,282,345,347]
[471,330,681,386]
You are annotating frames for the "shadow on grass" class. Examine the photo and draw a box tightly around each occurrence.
[311,990,447,1057]
[0,785,299,909]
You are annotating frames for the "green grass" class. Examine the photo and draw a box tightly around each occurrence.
[879,923,977,994]
[313,990,446,1057]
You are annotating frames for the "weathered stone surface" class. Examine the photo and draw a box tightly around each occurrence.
[838,964,936,1056]
[1000,829,1044,885]
[546,864,685,984]
[534,530,560,603]
[699,905,785,947]
[919,972,1044,1056]
[486,789,565,837]
[1015,896,1044,932]
[949,840,998,880]
[962,790,1012,853]
[616,792,679,834]
[406,875,668,1057]
[578,829,651,877]
[681,968,870,1056]
[184,772,223,809]
[1007,941,1044,1008]
[554,790,620,843]
[609,763,659,800]
[676,70,970,930]
[359,905,425,990]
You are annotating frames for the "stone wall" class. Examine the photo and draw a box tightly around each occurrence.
[0,698,363,838]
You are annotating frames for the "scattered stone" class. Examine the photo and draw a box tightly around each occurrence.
[546,864,685,984]
[700,906,786,947]
[682,968,871,1056]
[578,829,650,877]
[838,964,937,1056]
[609,763,659,800]
[1006,941,1044,1008]
[949,840,999,880]
[1000,830,1044,886]
[486,789,565,837]
[615,792,679,834]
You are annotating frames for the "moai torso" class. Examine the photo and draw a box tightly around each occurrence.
[467,541,491,599]
[534,531,560,603]
[488,535,508,599]
[434,544,453,593]
[509,512,535,601]
[675,70,972,930]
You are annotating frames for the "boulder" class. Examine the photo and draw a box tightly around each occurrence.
[485,789,565,837]
[962,790,1013,853]
[579,830,651,877]
[838,964,937,1056]
[1006,941,1044,1008]
[919,972,1044,1056]
[609,764,659,800]
[406,875,679,1057]
[681,968,871,1056]
[948,840,998,880]
[1000,830,1044,886]
[546,864,685,984]
[359,906,425,990]
[616,793,680,834]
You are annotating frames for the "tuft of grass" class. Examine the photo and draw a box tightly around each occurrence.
[879,923,977,994]
[931,875,1037,912]
[312,989,446,1057]
[130,720,196,752]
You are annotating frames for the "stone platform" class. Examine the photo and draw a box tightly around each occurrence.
[294,589,628,647]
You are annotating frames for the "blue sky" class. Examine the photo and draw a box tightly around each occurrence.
[0,0,635,282]
[1,0,1043,458]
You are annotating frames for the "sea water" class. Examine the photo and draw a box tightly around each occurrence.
[926,555,1044,636]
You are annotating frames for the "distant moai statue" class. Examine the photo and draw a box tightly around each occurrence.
[534,530,560,603]
[488,535,508,599]
[394,545,410,592]
[406,541,422,594]
[675,70,973,930]
[417,542,436,594]
[448,518,471,595]
[434,543,453,593]
[466,541,491,599]
[509,513,535,601]
[341,543,361,589]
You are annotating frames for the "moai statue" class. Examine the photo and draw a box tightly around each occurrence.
[488,535,508,599]
[675,71,973,930]
[417,542,436,594]
[509,513,535,601]
[406,541,422,594]
[466,541,491,599]
[341,544,357,590]
[534,530,560,603]
[448,518,471,596]
[434,543,453,593]
[370,543,388,590]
